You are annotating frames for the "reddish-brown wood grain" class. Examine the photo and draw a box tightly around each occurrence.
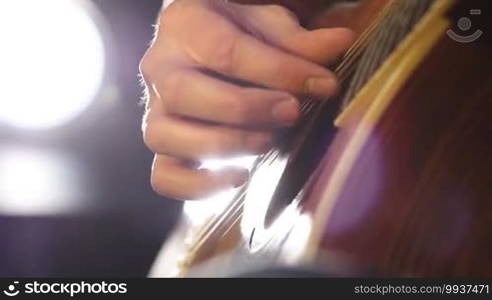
[306,31,492,276]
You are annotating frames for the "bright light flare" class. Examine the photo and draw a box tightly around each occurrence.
[0,148,86,216]
[183,156,257,226]
[0,0,106,129]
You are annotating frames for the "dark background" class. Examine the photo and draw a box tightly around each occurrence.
[0,0,183,277]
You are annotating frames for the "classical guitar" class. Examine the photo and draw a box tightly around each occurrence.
[151,0,492,277]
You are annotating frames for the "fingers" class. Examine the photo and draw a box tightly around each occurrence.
[235,4,355,65]
[156,69,300,126]
[279,28,355,65]
[141,1,356,200]
[151,154,249,200]
[189,31,339,97]
[168,3,341,97]
[144,114,272,161]
[142,85,269,200]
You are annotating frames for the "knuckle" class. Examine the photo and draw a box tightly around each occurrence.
[163,0,240,75]
[160,71,185,110]
[161,0,192,24]
[265,4,297,20]
[142,127,155,152]
[212,29,239,74]
[161,0,209,36]
[143,122,162,153]
[195,23,239,74]
[150,170,170,197]
[139,52,157,80]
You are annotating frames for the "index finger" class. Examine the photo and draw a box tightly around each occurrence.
[187,29,339,98]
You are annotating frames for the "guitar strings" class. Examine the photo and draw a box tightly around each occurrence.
[185,0,438,260]
[275,0,434,223]
[185,1,399,258]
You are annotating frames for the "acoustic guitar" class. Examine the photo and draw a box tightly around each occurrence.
[150,0,492,277]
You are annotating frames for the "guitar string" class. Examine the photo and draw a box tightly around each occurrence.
[271,1,406,161]
[283,0,434,208]
[184,0,418,258]
[283,0,432,167]
[184,1,399,258]
[218,0,435,256]
[340,1,403,107]
[344,0,433,106]
[183,36,377,256]
[185,0,413,258]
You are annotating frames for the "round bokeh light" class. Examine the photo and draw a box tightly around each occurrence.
[0,0,106,129]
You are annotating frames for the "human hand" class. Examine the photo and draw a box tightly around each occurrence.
[140,0,354,199]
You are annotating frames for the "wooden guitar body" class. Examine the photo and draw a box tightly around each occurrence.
[150,0,492,277]
[305,14,492,277]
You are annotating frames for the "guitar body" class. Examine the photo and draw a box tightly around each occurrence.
[305,21,492,277]
[150,0,492,277]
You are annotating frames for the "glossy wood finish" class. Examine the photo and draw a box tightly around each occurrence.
[310,0,392,35]
[161,0,492,277]
[304,2,492,276]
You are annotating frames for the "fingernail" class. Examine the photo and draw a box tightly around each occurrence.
[305,77,337,97]
[272,97,300,125]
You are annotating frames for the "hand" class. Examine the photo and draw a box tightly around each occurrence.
[140,0,354,200]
